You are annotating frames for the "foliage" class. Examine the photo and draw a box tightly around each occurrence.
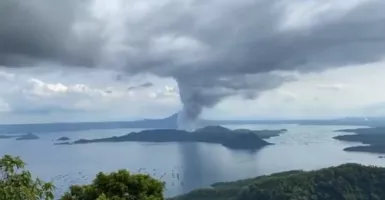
[0,155,54,200]
[169,170,303,200]
[60,169,165,200]
[172,164,385,200]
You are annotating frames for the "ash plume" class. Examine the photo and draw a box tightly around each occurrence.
[1,0,385,129]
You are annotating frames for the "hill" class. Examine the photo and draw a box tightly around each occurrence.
[56,137,70,141]
[64,126,286,150]
[15,133,39,140]
[171,163,385,200]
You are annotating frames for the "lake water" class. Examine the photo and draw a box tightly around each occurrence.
[0,124,384,198]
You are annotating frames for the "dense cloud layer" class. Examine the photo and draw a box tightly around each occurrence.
[0,0,100,66]
[1,0,385,128]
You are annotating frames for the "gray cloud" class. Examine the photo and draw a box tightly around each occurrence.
[1,0,385,128]
[127,82,154,91]
[316,83,347,91]
[0,0,101,67]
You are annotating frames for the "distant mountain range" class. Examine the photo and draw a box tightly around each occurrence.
[0,113,384,134]
[0,113,179,133]
[205,117,385,126]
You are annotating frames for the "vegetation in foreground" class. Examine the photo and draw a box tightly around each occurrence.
[3,154,385,200]
[0,155,54,200]
[0,155,164,200]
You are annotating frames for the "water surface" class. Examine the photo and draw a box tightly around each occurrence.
[0,125,383,197]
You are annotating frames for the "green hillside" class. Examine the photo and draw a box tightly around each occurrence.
[171,164,385,200]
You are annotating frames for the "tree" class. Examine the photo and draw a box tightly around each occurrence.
[0,155,54,200]
[60,169,165,200]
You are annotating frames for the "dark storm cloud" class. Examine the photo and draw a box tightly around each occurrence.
[106,0,385,77]
[1,0,385,128]
[0,0,100,67]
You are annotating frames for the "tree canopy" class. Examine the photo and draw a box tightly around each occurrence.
[60,169,164,200]
[0,155,164,200]
[0,155,54,200]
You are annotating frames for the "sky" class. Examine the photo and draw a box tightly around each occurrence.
[0,0,384,124]
[2,62,385,124]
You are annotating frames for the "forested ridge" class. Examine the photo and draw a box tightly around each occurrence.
[172,164,385,200]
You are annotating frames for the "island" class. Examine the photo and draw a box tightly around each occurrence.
[234,128,287,139]
[343,145,385,153]
[61,126,287,150]
[0,135,18,139]
[16,133,39,140]
[54,142,71,145]
[334,127,385,153]
[56,137,70,141]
